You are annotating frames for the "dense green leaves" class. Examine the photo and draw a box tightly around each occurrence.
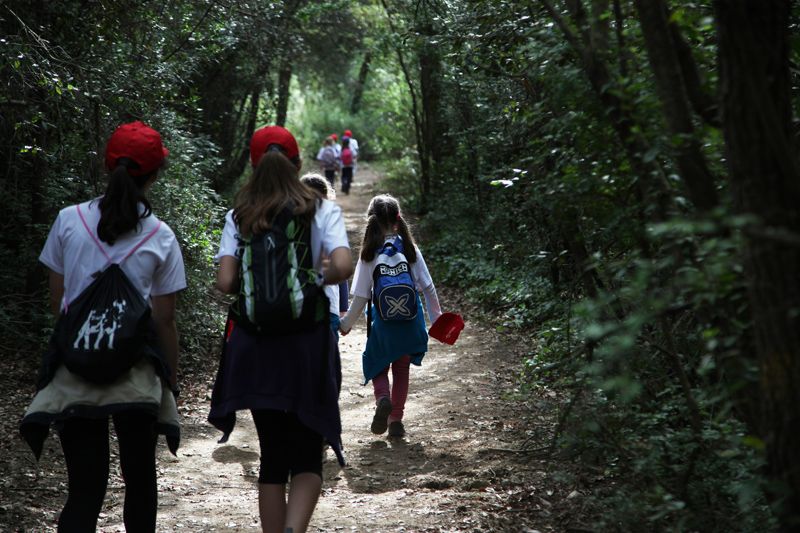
[2,0,797,529]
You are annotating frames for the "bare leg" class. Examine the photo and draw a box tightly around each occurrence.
[258,483,287,533]
[284,473,322,533]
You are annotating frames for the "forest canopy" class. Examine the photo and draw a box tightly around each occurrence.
[3,1,800,530]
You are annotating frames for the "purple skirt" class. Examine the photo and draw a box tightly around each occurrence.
[208,318,344,466]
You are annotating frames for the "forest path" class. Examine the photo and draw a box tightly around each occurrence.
[1,165,559,532]
[152,165,555,532]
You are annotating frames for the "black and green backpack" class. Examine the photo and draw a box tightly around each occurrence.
[231,206,328,335]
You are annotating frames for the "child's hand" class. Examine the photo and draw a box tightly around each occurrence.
[339,326,351,336]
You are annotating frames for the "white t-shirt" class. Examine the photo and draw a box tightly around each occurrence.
[350,235,433,299]
[324,284,340,315]
[348,138,359,158]
[215,199,350,306]
[39,200,187,310]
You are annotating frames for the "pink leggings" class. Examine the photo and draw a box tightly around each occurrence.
[372,355,411,422]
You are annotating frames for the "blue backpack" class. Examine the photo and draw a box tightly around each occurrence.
[371,237,417,321]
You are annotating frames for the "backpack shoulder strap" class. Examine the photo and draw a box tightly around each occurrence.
[119,219,162,264]
[76,204,162,266]
[77,204,112,263]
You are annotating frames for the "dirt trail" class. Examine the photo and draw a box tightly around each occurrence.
[1,165,559,532]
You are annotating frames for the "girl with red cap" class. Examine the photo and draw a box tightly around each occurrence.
[210,125,353,533]
[20,121,185,531]
[339,194,443,439]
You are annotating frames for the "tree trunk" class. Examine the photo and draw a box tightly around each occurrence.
[668,19,720,127]
[419,33,441,206]
[350,51,372,114]
[611,0,630,77]
[275,58,293,127]
[380,0,429,212]
[539,0,672,221]
[24,122,48,297]
[214,89,261,192]
[715,1,800,528]
[634,0,719,211]
[589,0,610,52]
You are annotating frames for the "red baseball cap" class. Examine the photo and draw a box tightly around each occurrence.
[330,133,338,141]
[105,121,168,176]
[344,129,352,137]
[250,125,300,167]
[428,312,465,345]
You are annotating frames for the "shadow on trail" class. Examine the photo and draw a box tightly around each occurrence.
[336,437,461,494]
[211,444,260,483]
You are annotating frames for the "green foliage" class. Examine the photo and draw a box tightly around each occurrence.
[291,54,414,161]
[0,0,790,528]
[370,0,777,529]
[0,1,268,356]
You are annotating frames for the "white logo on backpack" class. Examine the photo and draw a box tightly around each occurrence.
[73,299,128,350]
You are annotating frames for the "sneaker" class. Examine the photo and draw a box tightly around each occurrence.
[388,421,405,438]
[370,397,393,434]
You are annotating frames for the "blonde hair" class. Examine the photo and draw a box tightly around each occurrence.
[300,173,335,200]
[234,151,316,236]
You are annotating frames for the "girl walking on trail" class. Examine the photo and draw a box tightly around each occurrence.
[315,137,340,188]
[20,121,185,532]
[339,138,355,195]
[300,172,350,338]
[339,194,443,438]
[210,126,353,533]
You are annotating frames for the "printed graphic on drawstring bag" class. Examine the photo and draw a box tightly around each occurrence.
[231,206,327,335]
[54,204,161,384]
[371,237,417,321]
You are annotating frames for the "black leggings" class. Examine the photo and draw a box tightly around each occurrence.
[251,409,323,484]
[341,167,353,194]
[57,411,157,532]
[324,169,337,187]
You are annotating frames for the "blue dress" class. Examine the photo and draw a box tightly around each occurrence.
[362,294,428,384]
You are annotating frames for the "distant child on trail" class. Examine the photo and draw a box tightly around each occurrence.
[315,137,340,188]
[342,129,359,161]
[339,194,442,438]
[340,138,355,195]
[210,126,353,533]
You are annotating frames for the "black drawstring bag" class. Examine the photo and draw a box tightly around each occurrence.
[53,204,162,384]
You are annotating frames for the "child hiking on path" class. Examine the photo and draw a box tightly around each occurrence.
[315,137,340,188]
[339,138,355,195]
[20,121,185,532]
[301,172,350,339]
[209,126,353,533]
[339,194,443,438]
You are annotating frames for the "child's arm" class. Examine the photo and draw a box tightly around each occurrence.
[216,256,239,293]
[339,295,369,334]
[422,282,443,325]
[412,246,442,325]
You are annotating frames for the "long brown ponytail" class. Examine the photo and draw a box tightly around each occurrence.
[97,158,153,245]
[359,194,417,262]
